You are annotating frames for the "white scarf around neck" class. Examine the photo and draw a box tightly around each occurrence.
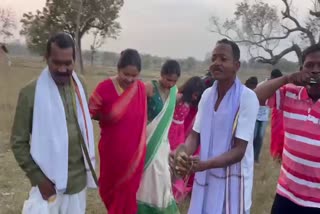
[30,67,96,192]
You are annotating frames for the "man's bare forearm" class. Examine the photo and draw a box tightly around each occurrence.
[204,139,247,170]
[254,76,288,105]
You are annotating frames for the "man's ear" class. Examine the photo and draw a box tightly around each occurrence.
[235,61,241,72]
[45,53,49,63]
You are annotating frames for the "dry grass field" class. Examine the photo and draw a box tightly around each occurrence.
[0,57,279,214]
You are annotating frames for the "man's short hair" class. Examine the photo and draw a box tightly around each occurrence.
[271,69,283,79]
[302,44,320,64]
[216,39,240,61]
[245,76,258,86]
[46,32,75,60]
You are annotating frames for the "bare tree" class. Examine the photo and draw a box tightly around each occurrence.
[310,0,320,17]
[210,0,320,65]
[0,7,16,42]
[90,30,106,66]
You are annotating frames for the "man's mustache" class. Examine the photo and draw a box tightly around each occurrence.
[52,70,73,76]
[210,65,223,72]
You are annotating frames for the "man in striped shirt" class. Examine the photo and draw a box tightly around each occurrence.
[255,44,320,214]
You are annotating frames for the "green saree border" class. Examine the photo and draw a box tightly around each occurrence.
[137,200,180,214]
[144,86,177,170]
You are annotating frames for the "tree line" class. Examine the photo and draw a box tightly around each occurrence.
[6,42,299,73]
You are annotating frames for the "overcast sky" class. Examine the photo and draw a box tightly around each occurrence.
[0,0,314,60]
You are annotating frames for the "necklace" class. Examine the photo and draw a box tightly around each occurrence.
[115,78,124,94]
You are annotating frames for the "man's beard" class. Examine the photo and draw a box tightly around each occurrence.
[50,70,73,85]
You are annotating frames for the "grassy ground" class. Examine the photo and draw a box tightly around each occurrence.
[0,57,278,214]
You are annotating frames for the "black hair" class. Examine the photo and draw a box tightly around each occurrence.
[179,76,206,105]
[161,60,181,77]
[46,32,75,60]
[202,71,215,88]
[302,44,320,64]
[216,39,241,61]
[117,48,141,72]
[271,69,283,79]
[205,70,212,77]
[245,76,258,87]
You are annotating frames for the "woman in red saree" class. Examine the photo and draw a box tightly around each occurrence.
[89,49,147,214]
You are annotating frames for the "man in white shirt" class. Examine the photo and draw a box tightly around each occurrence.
[170,39,259,214]
[253,78,270,163]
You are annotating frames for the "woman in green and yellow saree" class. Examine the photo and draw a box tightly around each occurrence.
[137,60,181,214]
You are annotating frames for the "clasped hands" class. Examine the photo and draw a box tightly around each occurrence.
[169,145,207,178]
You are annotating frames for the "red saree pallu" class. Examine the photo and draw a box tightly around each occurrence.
[89,79,147,214]
[184,106,197,139]
[184,106,200,156]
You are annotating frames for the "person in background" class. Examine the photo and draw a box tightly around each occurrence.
[245,76,258,90]
[11,32,96,214]
[201,70,215,88]
[168,76,206,203]
[253,77,270,164]
[255,44,320,214]
[268,69,285,161]
[169,76,206,151]
[0,43,11,67]
[137,60,181,214]
[183,71,215,140]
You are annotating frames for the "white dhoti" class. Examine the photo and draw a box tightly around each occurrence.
[22,187,87,214]
[188,78,259,214]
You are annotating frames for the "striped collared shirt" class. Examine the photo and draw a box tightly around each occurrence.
[268,84,320,208]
